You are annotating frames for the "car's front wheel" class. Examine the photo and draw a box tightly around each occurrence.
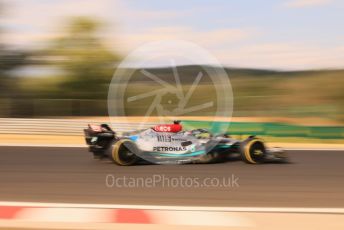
[240,137,267,164]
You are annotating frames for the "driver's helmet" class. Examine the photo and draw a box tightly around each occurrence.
[191,129,212,139]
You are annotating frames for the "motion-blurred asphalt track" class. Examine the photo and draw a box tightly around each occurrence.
[0,147,343,207]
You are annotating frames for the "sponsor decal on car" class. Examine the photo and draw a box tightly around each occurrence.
[189,144,196,152]
[157,135,188,143]
[157,135,172,142]
[153,146,187,152]
[155,125,172,132]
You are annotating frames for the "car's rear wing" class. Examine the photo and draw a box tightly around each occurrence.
[84,124,116,147]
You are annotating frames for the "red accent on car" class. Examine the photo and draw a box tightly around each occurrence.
[153,124,182,133]
[88,124,103,132]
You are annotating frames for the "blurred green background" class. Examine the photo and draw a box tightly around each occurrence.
[0,6,343,123]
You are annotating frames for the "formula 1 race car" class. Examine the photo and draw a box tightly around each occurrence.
[84,121,288,165]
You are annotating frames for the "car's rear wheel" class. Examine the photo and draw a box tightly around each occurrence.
[240,137,266,164]
[108,139,139,166]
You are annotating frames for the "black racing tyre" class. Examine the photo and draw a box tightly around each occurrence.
[240,137,267,164]
[107,139,139,166]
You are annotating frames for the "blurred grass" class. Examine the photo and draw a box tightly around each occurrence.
[113,66,344,122]
[258,136,344,144]
[1,65,344,122]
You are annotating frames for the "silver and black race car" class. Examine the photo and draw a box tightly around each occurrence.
[84,121,288,165]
